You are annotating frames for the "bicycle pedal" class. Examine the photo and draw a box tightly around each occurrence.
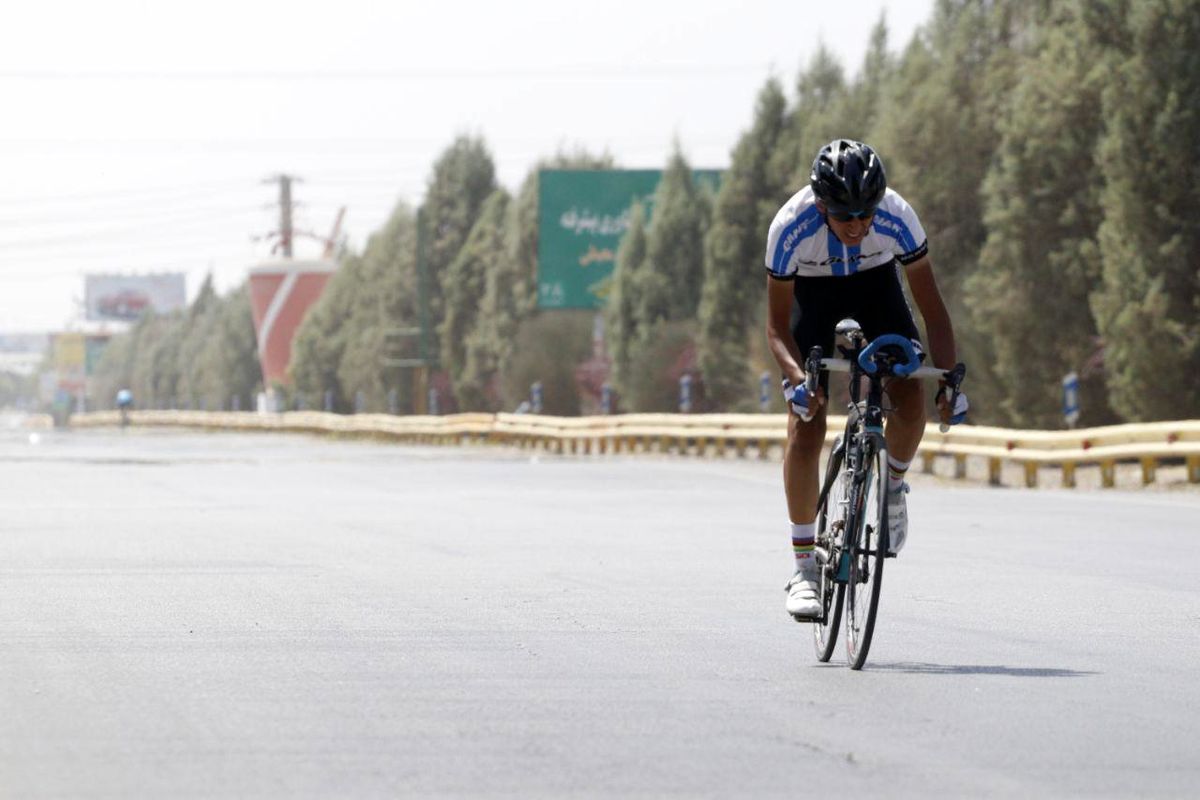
[885,552,897,559]
[790,612,822,624]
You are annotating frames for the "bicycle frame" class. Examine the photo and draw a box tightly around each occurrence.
[812,341,893,591]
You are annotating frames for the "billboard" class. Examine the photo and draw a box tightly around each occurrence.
[537,169,721,309]
[85,273,186,321]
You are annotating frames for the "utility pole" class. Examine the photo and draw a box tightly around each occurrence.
[263,173,300,257]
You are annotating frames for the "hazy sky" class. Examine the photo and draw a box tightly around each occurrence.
[0,0,934,332]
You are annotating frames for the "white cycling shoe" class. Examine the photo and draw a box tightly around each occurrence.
[888,482,909,556]
[785,569,821,620]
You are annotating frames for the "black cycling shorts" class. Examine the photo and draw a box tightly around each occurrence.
[781,261,921,387]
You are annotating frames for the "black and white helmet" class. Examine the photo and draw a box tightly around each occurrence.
[810,139,887,218]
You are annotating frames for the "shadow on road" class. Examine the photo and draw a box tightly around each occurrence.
[867,662,1097,678]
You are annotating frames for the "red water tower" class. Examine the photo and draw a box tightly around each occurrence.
[247,258,336,387]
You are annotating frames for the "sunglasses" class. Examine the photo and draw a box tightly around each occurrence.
[828,208,876,223]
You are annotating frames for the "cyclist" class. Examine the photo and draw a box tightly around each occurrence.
[116,388,133,427]
[764,139,968,620]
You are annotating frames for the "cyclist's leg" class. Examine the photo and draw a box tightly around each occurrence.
[784,276,839,526]
[883,377,925,463]
[784,403,828,525]
[784,278,841,617]
[855,264,925,553]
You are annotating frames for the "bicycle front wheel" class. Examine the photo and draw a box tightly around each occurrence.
[844,439,888,670]
[813,438,847,662]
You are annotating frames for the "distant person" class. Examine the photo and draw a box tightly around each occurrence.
[116,389,133,426]
[764,139,969,620]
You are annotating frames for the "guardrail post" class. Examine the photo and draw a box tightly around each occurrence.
[954,454,967,480]
[1061,462,1077,488]
[1100,459,1116,488]
[1140,457,1157,486]
[921,452,935,474]
[757,438,770,460]
[1024,462,1038,489]
[1189,455,1200,483]
[988,458,1002,486]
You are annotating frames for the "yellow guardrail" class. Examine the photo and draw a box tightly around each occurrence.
[65,410,1200,489]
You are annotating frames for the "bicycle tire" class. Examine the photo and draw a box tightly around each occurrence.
[844,438,889,670]
[813,439,847,662]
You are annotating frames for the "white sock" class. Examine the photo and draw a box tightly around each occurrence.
[887,454,911,493]
[790,521,816,572]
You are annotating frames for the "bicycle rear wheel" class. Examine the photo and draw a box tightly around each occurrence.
[844,439,888,670]
[813,438,847,662]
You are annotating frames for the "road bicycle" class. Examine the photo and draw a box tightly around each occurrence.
[806,320,965,670]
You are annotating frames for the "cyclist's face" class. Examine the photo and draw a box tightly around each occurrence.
[824,210,874,246]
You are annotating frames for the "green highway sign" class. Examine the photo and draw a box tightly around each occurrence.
[537,169,721,309]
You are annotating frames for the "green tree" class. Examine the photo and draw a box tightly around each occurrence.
[605,201,649,395]
[420,136,498,367]
[90,280,260,412]
[1091,0,1200,419]
[697,78,788,410]
[638,143,712,325]
[968,4,1116,427]
[290,202,419,412]
[871,0,1037,421]
[441,188,511,408]
[290,253,360,410]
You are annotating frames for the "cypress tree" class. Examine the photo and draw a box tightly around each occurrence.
[969,4,1116,427]
[442,189,511,408]
[420,136,498,364]
[638,144,710,327]
[605,201,648,394]
[697,78,788,410]
[1091,0,1200,419]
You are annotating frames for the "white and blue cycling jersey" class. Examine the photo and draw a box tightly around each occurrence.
[765,186,928,279]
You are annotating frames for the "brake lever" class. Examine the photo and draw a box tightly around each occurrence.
[938,362,967,433]
[800,346,823,422]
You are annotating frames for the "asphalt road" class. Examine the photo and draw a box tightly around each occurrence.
[2,423,1199,798]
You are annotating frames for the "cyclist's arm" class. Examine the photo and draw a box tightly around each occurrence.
[766,275,805,386]
[904,255,957,370]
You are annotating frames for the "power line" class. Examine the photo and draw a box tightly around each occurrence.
[0,204,266,229]
[0,178,252,209]
[0,63,771,81]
